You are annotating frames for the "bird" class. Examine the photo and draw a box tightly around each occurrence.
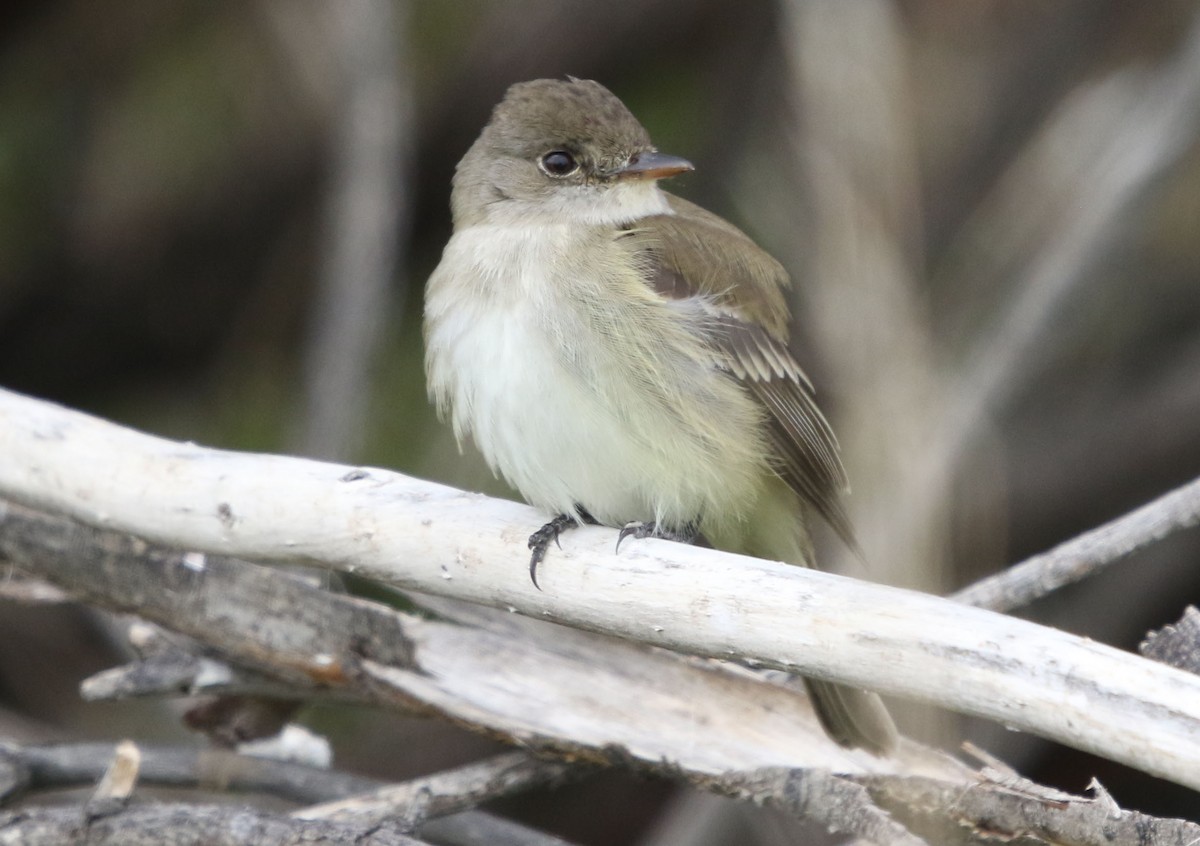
[424,77,897,754]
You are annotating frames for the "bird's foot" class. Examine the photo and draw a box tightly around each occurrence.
[616,520,699,553]
[527,508,597,590]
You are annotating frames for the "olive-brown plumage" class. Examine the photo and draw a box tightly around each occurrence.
[425,78,897,754]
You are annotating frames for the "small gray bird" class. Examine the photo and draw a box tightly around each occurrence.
[424,78,897,754]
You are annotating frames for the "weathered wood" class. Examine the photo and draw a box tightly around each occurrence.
[0,803,425,846]
[1,498,950,777]
[2,388,1200,788]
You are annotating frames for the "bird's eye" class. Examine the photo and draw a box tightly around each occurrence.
[539,150,578,177]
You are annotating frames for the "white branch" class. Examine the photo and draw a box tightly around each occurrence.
[3,498,946,780]
[2,387,1200,790]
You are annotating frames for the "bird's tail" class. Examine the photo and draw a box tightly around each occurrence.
[803,677,897,755]
[720,476,898,755]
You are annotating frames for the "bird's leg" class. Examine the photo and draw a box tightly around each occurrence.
[527,507,597,590]
[616,519,700,553]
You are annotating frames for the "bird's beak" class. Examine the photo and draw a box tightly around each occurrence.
[617,151,694,181]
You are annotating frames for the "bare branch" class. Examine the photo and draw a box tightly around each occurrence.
[0,494,955,779]
[18,715,1196,845]
[0,803,427,846]
[2,389,1200,789]
[713,763,1200,846]
[294,751,575,827]
[952,474,1200,611]
[79,625,336,704]
[83,652,323,703]
[2,741,578,846]
[7,452,1200,842]
[1141,605,1200,675]
[8,741,375,804]
[708,768,928,846]
[859,772,1200,846]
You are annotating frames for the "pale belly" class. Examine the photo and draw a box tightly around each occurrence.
[425,232,767,530]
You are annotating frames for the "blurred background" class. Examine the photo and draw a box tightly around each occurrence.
[2,0,1200,842]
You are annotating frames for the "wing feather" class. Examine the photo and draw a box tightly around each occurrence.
[620,193,858,550]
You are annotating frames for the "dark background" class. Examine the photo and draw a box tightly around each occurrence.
[2,1,1199,843]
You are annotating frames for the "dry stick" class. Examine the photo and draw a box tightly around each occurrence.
[0,495,945,778]
[0,501,948,844]
[76,638,927,845]
[2,391,1200,789]
[294,751,573,826]
[9,509,1200,842]
[857,773,1200,846]
[0,803,426,846]
[706,768,927,846]
[1142,606,1200,674]
[2,741,579,846]
[7,741,376,804]
[708,767,1200,846]
[952,473,1200,612]
[77,646,925,845]
[79,638,334,704]
[13,518,1199,846]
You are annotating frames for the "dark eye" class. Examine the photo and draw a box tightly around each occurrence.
[539,150,578,177]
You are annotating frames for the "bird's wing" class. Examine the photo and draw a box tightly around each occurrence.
[618,192,857,550]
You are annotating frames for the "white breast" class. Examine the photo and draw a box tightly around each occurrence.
[424,223,767,531]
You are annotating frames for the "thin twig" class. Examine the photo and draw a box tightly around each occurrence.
[81,645,308,703]
[1,740,580,846]
[5,737,583,844]
[294,751,576,826]
[952,474,1200,611]
[8,741,375,804]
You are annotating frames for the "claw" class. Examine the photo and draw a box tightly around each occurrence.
[527,513,577,590]
[527,511,699,585]
[616,520,700,553]
[528,551,542,591]
[615,521,649,553]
